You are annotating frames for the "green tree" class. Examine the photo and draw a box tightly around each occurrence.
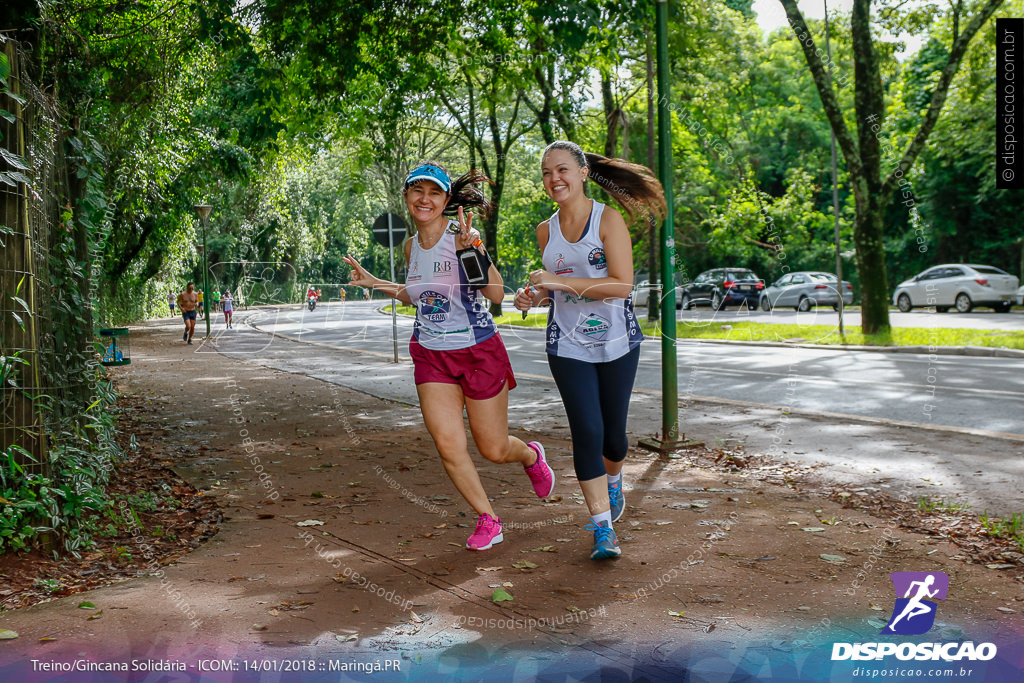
[780,0,1004,335]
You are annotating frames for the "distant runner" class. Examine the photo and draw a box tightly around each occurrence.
[221,290,234,329]
[177,283,198,344]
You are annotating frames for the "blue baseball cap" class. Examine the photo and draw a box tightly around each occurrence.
[404,164,451,193]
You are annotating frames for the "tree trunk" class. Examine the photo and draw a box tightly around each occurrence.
[485,172,504,318]
[853,192,891,337]
[602,71,619,158]
[849,0,890,335]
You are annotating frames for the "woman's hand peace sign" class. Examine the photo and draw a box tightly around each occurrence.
[456,206,480,251]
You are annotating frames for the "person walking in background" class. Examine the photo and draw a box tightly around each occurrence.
[221,290,234,329]
[176,283,199,344]
[168,291,176,316]
[211,289,221,314]
[196,289,205,318]
[344,161,553,551]
[515,141,665,561]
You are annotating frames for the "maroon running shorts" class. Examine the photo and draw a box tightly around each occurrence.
[409,333,517,400]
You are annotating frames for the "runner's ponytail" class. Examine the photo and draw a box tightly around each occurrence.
[445,169,493,220]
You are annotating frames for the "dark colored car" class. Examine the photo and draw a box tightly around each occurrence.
[680,268,764,310]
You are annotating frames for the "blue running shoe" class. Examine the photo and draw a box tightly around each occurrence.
[608,480,625,523]
[585,521,621,560]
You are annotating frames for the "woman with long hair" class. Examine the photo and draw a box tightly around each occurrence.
[343,161,554,551]
[515,141,666,560]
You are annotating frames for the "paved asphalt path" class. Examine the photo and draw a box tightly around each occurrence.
[196,301,1024,514]
[226,301,1023,436]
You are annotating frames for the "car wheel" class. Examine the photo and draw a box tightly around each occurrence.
[936,306,949,313]
[680,294,691,310]
[897,293,912,313]
[760,297,772,312]
[797,296,811,312]
[995,303,1012,313]
[747,300,757,311]
[955,293,973,313]
[832,303,840,312]
[711,291,724,311]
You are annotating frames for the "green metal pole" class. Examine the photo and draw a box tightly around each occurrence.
[656,0,678,443]
[203,215,211,339]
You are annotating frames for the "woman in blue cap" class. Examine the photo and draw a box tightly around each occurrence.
[344,162,554,551]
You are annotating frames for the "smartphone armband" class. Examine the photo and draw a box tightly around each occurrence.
[456,245,492,288]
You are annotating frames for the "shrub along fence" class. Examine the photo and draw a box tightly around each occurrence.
[1,36,123,558]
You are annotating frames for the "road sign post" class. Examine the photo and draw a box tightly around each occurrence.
[372,212,408,363]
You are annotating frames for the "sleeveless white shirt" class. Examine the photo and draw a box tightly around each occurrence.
[542,200,642,362]
[406,222,497,351]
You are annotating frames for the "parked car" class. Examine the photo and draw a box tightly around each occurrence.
[679,268,763,310]
[633,280,683,309]
[1017,285,1024,306]
[759,271,854,312]
[892,264,1019,313]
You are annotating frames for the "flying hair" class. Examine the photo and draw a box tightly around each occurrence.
[542,141,667,223]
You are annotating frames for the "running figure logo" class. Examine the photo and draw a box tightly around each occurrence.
[881,571,949,635]
[419,290,451,323]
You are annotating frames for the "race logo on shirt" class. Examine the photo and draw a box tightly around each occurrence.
[408,259,421,282]
[573,313,610,342]
[588,248,607,270]
[554,253,573,276]
[419,290,451,322]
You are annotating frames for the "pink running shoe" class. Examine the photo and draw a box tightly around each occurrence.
[466,513,503,550]
[523,442,554,498]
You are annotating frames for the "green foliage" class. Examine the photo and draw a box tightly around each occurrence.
[917,496,970,514]
[0,377,123,556]
[978,511,1024,552]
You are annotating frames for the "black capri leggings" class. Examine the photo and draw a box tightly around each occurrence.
[547,346,641,482]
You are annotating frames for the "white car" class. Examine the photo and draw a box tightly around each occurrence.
[633,280,682,309]
[1017,285,1024,306]
[892,264,1019,313]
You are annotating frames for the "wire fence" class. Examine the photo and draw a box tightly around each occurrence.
[2,36,94,483]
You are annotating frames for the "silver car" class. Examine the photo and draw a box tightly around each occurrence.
[633,280,683,309]
[759,271,854,311]
[893,264,1019,313]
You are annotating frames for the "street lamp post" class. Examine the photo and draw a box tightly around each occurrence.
[824,0,845,337]
[194,204,213,340]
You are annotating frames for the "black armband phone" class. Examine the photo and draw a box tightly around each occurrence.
[457,239,492,288]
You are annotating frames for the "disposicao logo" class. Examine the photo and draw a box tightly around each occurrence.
[882,571,948,635]
[831,571,997,662]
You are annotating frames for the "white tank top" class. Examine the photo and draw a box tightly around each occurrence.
[406,222,498,351]
[542,200,642,362]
